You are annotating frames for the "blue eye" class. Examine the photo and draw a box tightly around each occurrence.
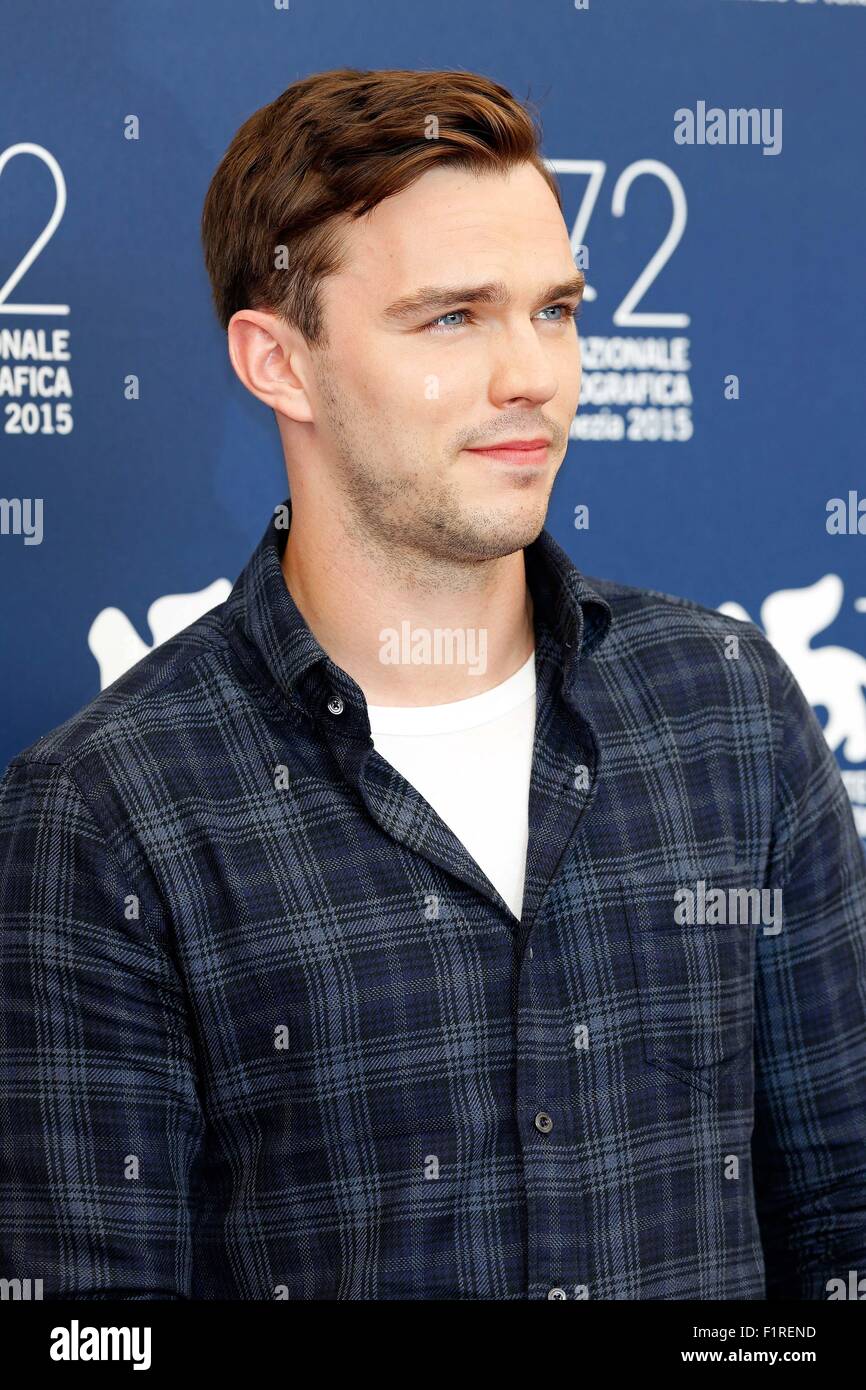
[426,310,469,332]
[422,303,579,334]
[539,303,578,323]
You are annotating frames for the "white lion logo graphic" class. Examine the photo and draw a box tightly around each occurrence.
[88,579,232,689]
[718,574,866,765]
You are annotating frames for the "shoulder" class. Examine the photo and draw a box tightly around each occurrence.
[4,603,239,778]
[579,570,793,731]
[585,570,772,657]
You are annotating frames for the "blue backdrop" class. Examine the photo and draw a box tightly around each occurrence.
[1,0,864,845]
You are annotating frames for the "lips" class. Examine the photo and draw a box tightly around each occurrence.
[465,439,551,465]
[467,439,550,451]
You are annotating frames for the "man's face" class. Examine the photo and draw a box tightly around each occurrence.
[308,160,582,568]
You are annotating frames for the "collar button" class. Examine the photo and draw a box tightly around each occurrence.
[326,696,344,716]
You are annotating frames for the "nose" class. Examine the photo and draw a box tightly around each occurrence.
[485,318,566,409]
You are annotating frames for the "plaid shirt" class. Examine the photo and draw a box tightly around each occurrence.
[1,497,865,1302]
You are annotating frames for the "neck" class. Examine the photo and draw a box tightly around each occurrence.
[280,500,536,707]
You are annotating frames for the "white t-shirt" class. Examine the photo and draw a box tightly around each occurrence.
[366,651,537,919]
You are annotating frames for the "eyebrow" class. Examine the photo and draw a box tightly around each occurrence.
[381,272,586,323]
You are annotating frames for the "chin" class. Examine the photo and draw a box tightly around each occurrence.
[465,508,547,560]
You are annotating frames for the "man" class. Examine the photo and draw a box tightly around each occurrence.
[1,67,864,1301]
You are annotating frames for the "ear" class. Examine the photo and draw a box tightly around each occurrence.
[226,309,315,425]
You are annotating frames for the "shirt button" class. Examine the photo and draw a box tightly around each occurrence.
[326,696,344,716]
[534,1110,554,1135]
[547,1286,567,1300]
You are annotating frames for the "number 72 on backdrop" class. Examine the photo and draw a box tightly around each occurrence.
[545,158,689,329]
[0,144,68,317]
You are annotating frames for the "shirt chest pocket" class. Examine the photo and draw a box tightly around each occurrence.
[623,870,757,1097]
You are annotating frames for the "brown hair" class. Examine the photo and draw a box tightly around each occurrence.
[200,67,561,346]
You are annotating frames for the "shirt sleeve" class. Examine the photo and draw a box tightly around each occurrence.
[0,758,204,1299]
[753,640,866,1299]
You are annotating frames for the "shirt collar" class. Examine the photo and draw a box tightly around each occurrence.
[222,496,612,719]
